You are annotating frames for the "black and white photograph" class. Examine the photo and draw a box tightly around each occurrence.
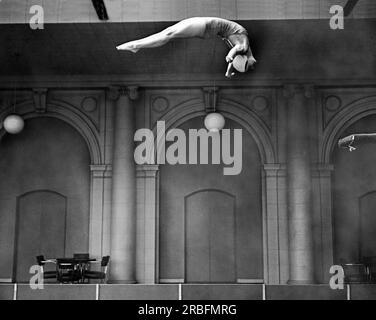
[0,0,375,314]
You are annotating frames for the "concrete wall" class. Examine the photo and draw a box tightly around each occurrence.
[1,0,375,24]
[0,84,375,285]
[0,83,376,283]
[1,19,376,80]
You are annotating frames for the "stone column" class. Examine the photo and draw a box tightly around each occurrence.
[89,164,112,259]
[109,86,139,283]
[312,164,334,283]
[284,84,315,284]
[263,164,289,284]
[136,165,159,283]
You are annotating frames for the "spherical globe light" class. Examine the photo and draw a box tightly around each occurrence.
[204,112,225,132]
[3,114,25,134]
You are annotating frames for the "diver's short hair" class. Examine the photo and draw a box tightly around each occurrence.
[232,54,248,73]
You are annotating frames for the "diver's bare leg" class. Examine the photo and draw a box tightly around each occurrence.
[117,28,175,52]
[117,17,207,52]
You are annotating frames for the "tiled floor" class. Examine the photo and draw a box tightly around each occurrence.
[1,283,375,300]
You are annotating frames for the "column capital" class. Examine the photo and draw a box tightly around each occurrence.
[283,83,315,99]
[127,86,139,100]
[311,163,334,178]
[107,86,121,101]
[313,163,334,171]
[107,85,139,101]
[263,163,287,177]
[90,164,112,177]
[136,164,159,178]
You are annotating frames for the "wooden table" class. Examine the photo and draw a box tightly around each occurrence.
[55,257,97,283]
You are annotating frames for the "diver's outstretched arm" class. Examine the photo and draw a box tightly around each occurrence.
[225,62,235,78]
[225,44,243,62]
[338,133,376,151]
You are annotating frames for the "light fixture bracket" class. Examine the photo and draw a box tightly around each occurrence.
[203,86,218,113]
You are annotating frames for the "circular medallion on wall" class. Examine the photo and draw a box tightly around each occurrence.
[81,97,97,113]
[252,95,269,112]
[152,96,169,113]
[324,95,341,112]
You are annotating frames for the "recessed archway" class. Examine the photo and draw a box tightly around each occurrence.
[158,115,264,283]
[0,99,102,165]
[331,111,376,263]
[0,117,91,282]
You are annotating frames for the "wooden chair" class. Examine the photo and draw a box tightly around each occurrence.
[73,253,90,282]
[83,256,110,283]
[36,255,57,280]
[342,263,369,283]
[362,256,376,283]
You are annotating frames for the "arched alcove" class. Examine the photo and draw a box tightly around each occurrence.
[332,114,376,263]
[152,97,276,165]
[0,117,91,281]
[14,190,67,282]
[158,115,264,283]
[321,95,376,163]
[185,189,236,283]
[0,99,102,165]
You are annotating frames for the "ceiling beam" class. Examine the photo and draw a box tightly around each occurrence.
[344,0,360,17]
[91,0,109,20]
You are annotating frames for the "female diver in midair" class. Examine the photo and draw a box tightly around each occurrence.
[116,17,257,78]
